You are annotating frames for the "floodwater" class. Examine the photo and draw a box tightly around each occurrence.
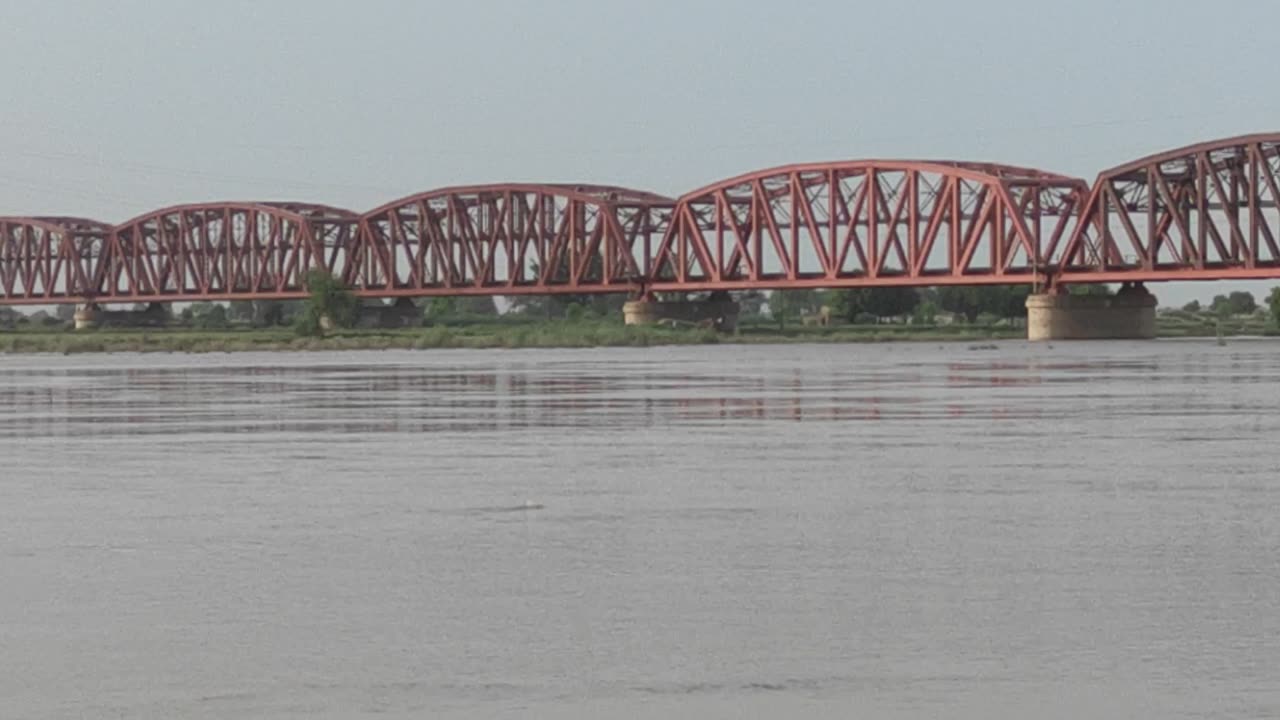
[1,341,1278,720]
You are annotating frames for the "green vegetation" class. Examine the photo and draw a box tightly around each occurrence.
[1068,284,1116,297]
[1211,290,1259,318]
[767,285,1033,327]
[4,283,1280,354]
[181,300,298,329]
[0,322,655,354]
[0,316,1025,355]
[1156,309,1275,338]
[296,270,360,336]
[1157,289,1280,337]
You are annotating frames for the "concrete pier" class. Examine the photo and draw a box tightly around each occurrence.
[1026,284,1157,341]
[623,296,740,332]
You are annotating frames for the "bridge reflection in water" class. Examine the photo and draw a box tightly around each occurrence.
[0,346,1264,442]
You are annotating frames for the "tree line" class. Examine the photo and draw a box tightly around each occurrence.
[754,285,1047,325]
[1180,291,1261,317]
[7,275,1280,332]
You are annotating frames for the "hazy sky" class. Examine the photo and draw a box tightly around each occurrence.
[3,0,1280,305]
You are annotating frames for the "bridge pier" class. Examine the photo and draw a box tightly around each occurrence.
[1026,283,1157,341]
[623,293,740,332]
[74,303,168,330]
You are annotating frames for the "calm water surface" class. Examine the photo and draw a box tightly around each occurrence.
[1,341,1278,719]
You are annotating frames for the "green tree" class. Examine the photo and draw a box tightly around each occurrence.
[782,289,825,317]
[505,292,624,320]
[222,300,287,327]
[827,289,864,322]
[825,288,919,323]
[503,254,628,320]
[229,301,255,324]
[1182,300,1202,313]
[458,296,499,316]
[296,270,360,336]
[424,297,459,324]
[936,287,984,323]
[1208,292,1256,318]
[193,303,229,330]
[1069,284,1114,297]
[183,302,225,328]
[864,287,920,321]
[913,299,940,325]
[935,286,1030,323]
[991,285,1031,320]
[424,295,500,320]
[769,291,789,328]
[253,300,289,327]
[769,289,824,328]
[29,310,58,327]
[1228,291,1258,315]
[736,290,768,318]
[1268,287,1280,327]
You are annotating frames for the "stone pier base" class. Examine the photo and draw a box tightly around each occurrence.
[1026,285,1157,341]
[623,298,740,332]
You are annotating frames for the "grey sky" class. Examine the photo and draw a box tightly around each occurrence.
[3,0,1279,306]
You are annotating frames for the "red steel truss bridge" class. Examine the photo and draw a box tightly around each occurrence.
[3,133,1280,306]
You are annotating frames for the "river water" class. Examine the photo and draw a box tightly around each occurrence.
[1,341,1278,719]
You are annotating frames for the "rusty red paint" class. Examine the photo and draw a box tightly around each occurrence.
[3,134,1280,305]
[1055,133,1280,285]
[652,161,1088,293]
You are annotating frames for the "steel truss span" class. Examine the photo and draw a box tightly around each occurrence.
[651,161,1088,293]
[1057,133,1280,283]
[0,204,359,305]
[104,203,359,303]
[0,217,112,304]
[3,132,1280,306]
[355,185,673,297]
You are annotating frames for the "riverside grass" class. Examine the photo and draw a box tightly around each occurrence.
[0,315,1273,355]
[0,320,1024,355]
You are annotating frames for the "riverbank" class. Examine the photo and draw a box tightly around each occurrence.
[1,319,1275,354]
[0,321,1032,354]
[1154,313,1277,338]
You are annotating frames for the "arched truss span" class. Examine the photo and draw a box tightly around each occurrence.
[356,183,675,296]
[0,217,113,303]
[651,161,1089,292]
[103,202,359,302]
[1057,133,1280,282]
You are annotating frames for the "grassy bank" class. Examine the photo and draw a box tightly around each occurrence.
[0,320,1026,355]
[1154,310,1278,338]
[1,316,1274,355]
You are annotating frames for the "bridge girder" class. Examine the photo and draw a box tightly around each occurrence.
[4,133,1280,305]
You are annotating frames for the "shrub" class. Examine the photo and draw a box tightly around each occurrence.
[193,304,229,330]
[298,270,359,336]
